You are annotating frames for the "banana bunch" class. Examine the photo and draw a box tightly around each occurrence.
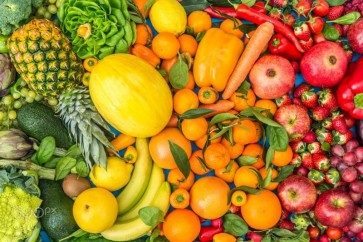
[101,138,171,241]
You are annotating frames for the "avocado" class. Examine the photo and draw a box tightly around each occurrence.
[38,180,78,241]
[17,102,74,149]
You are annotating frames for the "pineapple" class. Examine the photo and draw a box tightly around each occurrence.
[7,19,116,168]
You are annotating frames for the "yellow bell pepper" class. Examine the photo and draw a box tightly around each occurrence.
[193,28,244,92]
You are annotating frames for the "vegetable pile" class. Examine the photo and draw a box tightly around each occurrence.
[0,0,362,241]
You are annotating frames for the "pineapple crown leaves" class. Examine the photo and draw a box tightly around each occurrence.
[56,87,117,168]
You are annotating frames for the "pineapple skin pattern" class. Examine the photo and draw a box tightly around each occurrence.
[7,19,116,168]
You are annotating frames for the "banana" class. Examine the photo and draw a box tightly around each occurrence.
[117,138,153,215]
[101,181,171,241]
[118,163,165,222]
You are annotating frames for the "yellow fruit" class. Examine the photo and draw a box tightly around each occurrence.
[90,54,173,137]
[90,156,133,191]
[149,0,187,35]
[73,188,118,233]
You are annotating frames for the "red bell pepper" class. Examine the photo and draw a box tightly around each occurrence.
[337,56,363,119]
[268,34,302,61]
[199,226,224,242]
[235,4,305,53]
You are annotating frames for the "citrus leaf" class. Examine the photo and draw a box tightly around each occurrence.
[237,156,258,166]
[209,126,230,141]
[168,140,190,178]
[179,108,214,119]
[139,206,164,226]
[228,186,260,203]
[265,146,274,168]
[262,168,273,189]
[209,113,238,127]
[273,165,295,182]
[236,81,251,95]
[266,126,289,151]
[169,58,189,89]
[250,107,281,127]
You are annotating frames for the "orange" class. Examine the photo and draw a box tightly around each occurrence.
[242,143,265,169]
[149,127,192,169]
[173,88,199,114]
[195,125,222,149]
[167,169,195,191]
[232,119,257,145]
[254,99,277,116]
[215,161,239,183]
[135,24,153,46]
[184,71,195,90]
[204,142,231,170]
[161,56,178,82]
[178,34,198,57]
[234,166,259,188]
[163,209,201,242]
[221,138,244,159]
[272,145,293,167]
[229,89,256,111]
[213,233,237,242]
[241,190,282,230]
[152,32,180,59]
[181,117,208,141]
[259,167,279,190]
[73,188,118,233]
[251,121,263,143]
[220,18,244,39]
[189,149,211,175]
[187,10,212,34]
[190,176,230,219]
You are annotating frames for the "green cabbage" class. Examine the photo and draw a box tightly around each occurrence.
[58,0,137,59]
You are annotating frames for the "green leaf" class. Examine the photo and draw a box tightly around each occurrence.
[265,146,274,168]
[55,157,77,180]
[262,235,272,242]
[210,126,231,141]
[169,58,189,89]
[223,213,248,236]
[59,229,87,242]
[325,0,347,6]
[209,113,238,127]
[43,157,61,169]
[237,155,258,166]
[327,11,361,24]
[250,167,264,186]
[242,0,256,6]
[322,24,340,41]
[270,228,297,237]
[36,136,56,164]
[266,126,289,151]
[66,145,83,158]
[139,206,164,227]
[196,30,206,42]
[180,0,209,14]
[236,81,251,95]
[262,168,273,189]
[168,141,190,178]
[250,107,281,127]
[76,159,89,177]
[179,108,214,119]
[321,142,331,152]
[143,0,155,13]
[273,165,295,182]
[228,186,260,203]
[239,24,258,33]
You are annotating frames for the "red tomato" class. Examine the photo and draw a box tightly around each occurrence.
[313,0,330,16]
[326,227,343,240]
[296,0,312,16]
[307,16,325,34]
[308,226,320,239]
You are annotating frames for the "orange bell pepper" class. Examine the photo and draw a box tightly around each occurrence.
[193,28,244,92]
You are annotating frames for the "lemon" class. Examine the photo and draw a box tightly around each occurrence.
[149,0,187,36]
[90,156,133,191]
[73,187,118,233]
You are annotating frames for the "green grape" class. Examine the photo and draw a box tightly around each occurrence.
[20,79,27,87]
[8,110,16,120]
[12,92,21,100]
[0,111,5,121]
[49,0,57,3]
[13,101,22,109]
[56,0,62,8]
[48,98,58,106]
[44,11,52,19]
[25,96,34,103]
[37,6,46,16]
[48,5,58,14]
[35,94,42,102]
[27,90,36,99]
[2,95,13,106]
[20,88,29,97]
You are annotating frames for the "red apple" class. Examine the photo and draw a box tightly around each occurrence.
[300,41,348,87]
[274,104,311,142]
[277,175,317,213]
[314,189,356,228]
[249,54,295,99]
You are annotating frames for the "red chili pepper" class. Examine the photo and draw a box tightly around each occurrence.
[251,1,267,14]
[199,226,224,242]
[211,217,223,228]
[204,6,237,19]
[235,4,305,53]
[337,56,363,119]
[268,33,302,61]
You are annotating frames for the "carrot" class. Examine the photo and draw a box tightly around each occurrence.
[130,44,161,68]
[200,100,235,118]
[110,133,136,152]
[222,22,275,100]
[166,113,179,128]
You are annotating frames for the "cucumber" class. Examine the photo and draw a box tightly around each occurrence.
[17,102,74,149]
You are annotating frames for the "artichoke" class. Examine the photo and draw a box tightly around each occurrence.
[0,129,34,159]
[0,54,16,97]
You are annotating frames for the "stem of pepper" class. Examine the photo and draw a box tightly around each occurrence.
[354,93,363,109]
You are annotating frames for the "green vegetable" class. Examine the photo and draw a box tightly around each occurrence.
[0,35,9,53]
[327,12,361,25]
[0,129,34,159]
[322,24,340,41]
[0,0,44,35]
[58,0,138,59]
[0,166,42,242]
[223,213,248,237]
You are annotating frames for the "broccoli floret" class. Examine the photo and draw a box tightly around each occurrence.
[0,0,34,35]
[31,0,44,8]
[0,184,42,242]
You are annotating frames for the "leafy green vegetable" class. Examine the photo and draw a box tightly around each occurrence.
[266,126,289,151]
[325,0,347,6]
[168,141,190,178]
[327,11,361,24]
[223,213,248,236]
[139,206,165,226]
[322,24,340,41]
[55,157,77,180]
[36,136,56,164]
[169,58,189,89]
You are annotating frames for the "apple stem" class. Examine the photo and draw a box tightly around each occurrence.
[354,94,363,109]
[329,56,337,65]
[267,69,276,77]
